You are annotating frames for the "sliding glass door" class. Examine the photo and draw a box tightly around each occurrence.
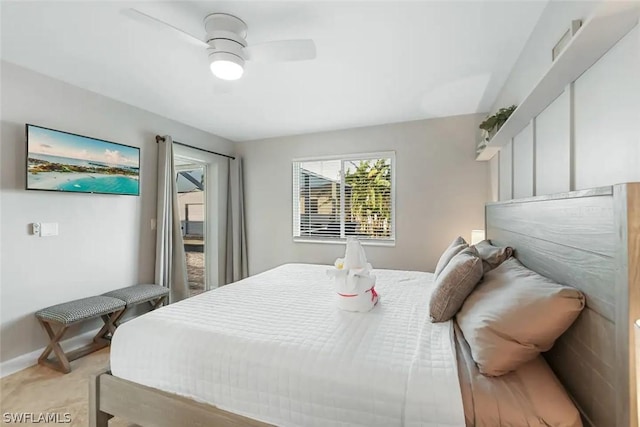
[175,162,207,297]
[174,143,229,292]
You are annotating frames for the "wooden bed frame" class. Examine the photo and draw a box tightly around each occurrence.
[486,183,639,427]
[90,182,639,427]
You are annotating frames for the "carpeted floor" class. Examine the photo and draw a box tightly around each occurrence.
[0,348,135,426]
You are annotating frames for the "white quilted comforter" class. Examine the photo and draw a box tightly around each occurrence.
[110,264,465,427]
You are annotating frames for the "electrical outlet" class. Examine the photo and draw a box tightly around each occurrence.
[32,223,41,236]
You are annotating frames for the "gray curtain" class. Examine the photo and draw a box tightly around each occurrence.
[155,135,189,302]
[224,157,248,284]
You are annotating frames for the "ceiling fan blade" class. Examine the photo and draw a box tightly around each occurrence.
[243,39,316,62]
[121,8,209,49]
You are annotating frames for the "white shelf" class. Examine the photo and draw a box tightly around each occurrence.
[476,1,640,161]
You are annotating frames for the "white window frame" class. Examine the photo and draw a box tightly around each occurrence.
[292,151,396,247]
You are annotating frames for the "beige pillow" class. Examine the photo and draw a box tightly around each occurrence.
[456,258,585,376]
[474,240,513,274]
[430,246,483,323]
[434,236,468,278]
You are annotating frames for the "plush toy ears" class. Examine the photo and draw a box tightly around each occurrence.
[344,237,368,270]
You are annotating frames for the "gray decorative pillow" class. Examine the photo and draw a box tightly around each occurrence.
[430,246,483,323]
[456,258,585,376]
[474,240,513,274]
[434,236,468,278]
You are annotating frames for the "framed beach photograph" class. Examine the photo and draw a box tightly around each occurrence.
[26,124,140,196]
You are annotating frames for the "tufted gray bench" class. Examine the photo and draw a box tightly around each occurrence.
[35,296,126,373]
[102,284,169,326]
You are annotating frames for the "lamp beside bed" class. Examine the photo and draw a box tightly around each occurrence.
[470,230,485,245]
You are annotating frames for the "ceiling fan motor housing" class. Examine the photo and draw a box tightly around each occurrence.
[205,13,248,63]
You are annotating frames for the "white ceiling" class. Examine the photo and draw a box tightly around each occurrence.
[1,1,548,142]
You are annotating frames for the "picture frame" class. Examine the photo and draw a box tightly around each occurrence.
[26,124,141,196]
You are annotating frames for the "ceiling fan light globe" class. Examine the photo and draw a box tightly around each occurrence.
[209,52,245,80]
[210,60,244,80]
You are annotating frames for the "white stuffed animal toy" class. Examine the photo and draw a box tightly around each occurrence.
[327,237,379,312]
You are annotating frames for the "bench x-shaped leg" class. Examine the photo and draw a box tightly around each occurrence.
[37,308,124,373]
[96,309,125,342]
[93,309,125,342]
[149,295,167,310]
[111,296,167,328]
[37,319,72,374]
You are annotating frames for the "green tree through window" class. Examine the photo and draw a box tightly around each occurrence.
[344,158,392,238]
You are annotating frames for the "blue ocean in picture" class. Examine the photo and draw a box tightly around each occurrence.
[57,176,139,195]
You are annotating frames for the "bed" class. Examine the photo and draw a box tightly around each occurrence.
[110,264,465,427]
[90,182,639,427]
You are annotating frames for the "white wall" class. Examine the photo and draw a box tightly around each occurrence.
[492,8,639,200]
[488,154,499,202]
[498,141,513,200]
[573,25,640,189]
[0,61,234,364]
[512,123,534,198]
[535,89,571,194]
[237,114,489,276]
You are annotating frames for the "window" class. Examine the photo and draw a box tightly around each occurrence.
[293,152,395,244]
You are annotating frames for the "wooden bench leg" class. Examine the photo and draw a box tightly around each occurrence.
[37,309,125,374]
[37,319,71,374]
[110,295,167,332]
[109,295,167,329]
[95,308,125,342]
[110,307,126,326]
[106,296,167,330]
[110,307,130,328]
[150,295,167,310]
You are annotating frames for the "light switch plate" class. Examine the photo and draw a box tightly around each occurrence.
[40,222,59,237]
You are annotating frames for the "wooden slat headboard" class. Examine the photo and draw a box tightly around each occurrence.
[485,183,640,427]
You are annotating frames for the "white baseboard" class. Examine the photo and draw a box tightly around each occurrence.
[0,329,101,378]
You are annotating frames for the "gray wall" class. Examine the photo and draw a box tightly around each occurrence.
[0,61,233,363]
[237,114,489,276]
[490,4,639,200]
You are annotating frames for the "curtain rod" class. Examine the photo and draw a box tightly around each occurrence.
[155,135,235,160]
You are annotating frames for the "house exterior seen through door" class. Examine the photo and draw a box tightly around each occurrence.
[176,164,206,297]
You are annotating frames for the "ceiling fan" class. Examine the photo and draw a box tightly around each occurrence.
[122,9,316,81]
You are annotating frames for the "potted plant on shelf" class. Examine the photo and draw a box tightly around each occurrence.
[476,105,517,155]
[479,105,517,138]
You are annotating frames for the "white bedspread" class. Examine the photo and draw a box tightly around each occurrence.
[110,264,465,427]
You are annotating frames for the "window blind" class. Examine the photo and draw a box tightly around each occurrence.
[292,153,395,243]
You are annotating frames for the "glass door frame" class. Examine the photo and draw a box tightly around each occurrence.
[175,160,209,294]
